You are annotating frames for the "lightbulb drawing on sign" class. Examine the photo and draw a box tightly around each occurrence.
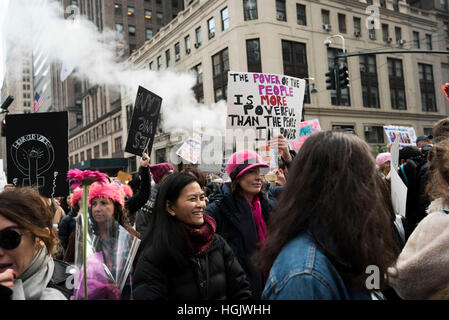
[10,133,55,188]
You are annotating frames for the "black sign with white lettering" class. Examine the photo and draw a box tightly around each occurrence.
[125,86,162,157]
[5,112,69,198]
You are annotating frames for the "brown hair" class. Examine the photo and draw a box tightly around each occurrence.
[0,187,59,254]
[181,167,206,189]
[253,131,399,290]
[426,139,449,202]
[433,117,449,143]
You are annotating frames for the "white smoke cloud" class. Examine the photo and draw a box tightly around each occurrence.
[1,0,226,133]
[0,0,10,92]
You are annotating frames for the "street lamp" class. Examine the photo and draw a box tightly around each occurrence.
[303,77,318,93]
[324,34,346,54]
[0,95,13,114]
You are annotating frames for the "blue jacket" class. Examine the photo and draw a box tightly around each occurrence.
[262,233,372,300]
[205,182,278,298]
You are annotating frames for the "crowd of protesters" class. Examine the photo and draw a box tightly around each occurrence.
[1,117,449,300]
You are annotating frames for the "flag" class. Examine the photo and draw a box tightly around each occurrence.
[33,92,43,113]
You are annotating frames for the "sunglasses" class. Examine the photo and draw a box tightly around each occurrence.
[0,228,27,250]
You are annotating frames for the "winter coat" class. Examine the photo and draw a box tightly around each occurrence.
[58,208,77,250]
[135,184,159,236]
[125,166,151,225]
[205,182,277,299]
[133,233,252,300]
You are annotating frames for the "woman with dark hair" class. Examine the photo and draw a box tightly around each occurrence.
[0,187,72,300]
[205,150,277,299]
[133,173,251,300]
[254,131,400,300]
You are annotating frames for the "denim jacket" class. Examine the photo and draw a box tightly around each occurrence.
[262,233,372,300]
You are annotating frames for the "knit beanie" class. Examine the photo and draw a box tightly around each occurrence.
[375,152,391,166]
[71,187,84,208]
[88,182,126,208]
[388,198,449,299]
[149,163,174,184]
[122,184,133,198]
[225,149,269,181]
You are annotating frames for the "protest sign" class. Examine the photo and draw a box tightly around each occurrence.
[5,112,69,198]
[227,71,305,168]
[442,83,449,101]
[117,171,133,185]
[125,86,162,156]
[384,125,417,148]
[176,138,202,164]
[390,137,400,172]
[390,168,407,218]
[290,119,321,150]
[0,160,6,192]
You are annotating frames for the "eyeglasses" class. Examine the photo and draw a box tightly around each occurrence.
[0,228,27,250]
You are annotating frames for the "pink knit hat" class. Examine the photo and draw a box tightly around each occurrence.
[376,152,391,166]
[88,182,126,208]
[121,184,133,198]
[150,163,174,184]
[226,150,269,181]
[71,187,84,208]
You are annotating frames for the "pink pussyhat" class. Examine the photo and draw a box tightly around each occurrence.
[376,152,391,166]
[71,187,84,208]
[226,150,269,181]
[122,184,133,198]
[88,182,126,208]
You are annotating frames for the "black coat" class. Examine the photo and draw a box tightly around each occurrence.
[126,166,151,224]
[58,208,77,250]
[205,182,277,299]
[133,234,252,300]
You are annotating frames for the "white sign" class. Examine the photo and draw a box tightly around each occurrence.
[176,138,202,164]
[0,159,6,192]
[390,168,408,218]
[390,138,400,172]
[384,125,417,148]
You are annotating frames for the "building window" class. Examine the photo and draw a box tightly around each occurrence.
[388,58,407,110]
[145,9,152,20]
[157,56,162,70]
[80,151,85,162]
[393,0,399,11]
[128,25,136,37]
[418,63,437,112]
[327,48,350,106]
[114,3,122,16]
[360,55,380,108]
[282,40,310,104]
[156,149,166,164]
[246,38,262,73]
[426,34,432,50]
[382,24,389,42]
[366,0,373,4]
[146,28,153,40]
[364,126,385,144]
[94,145,100,158]
[354,17,361,36]
[165,49,170,67]
[369,28,376,40]
[195,27,202,47]
[332,124,354,132]
[208,18,215,39]
[156,12,163,22]
[185,35,191,53]
[441,0,448,10]
[174,42,180,61]
[212,48,229,102]
[321,10,330,26]
[129,44,136,55]
[86,149,92,160]
[413,31,420,48]
[116,23,123,32]
[276,0,286,21]
[243,0,258,21]
[221,7,229,31]
[296,4,306,26]
[380,0,387,8]
[192,64,204,103]
[115,137,122,152]
[338,14,346,33]
[102,142,108,156]
[127,7,134,17]
[149,61,153,70]
[444,22,449,38]
[75,154,79,164]
[395,27,402,43]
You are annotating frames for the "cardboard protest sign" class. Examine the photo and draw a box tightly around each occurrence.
[5,112,69,198]
[117,171,133,185]
[442,83,449,101]
[227,71,305,168]
[383,125,417,148]
[290,119,321,150]
[125,86,162,156]
[390,168,407,218]
[176,138,202,164]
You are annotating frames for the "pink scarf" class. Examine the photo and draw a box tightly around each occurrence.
[249,197,267,248]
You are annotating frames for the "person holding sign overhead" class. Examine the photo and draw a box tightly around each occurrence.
[205,150,278,299]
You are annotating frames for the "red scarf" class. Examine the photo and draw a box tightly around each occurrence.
[183,215,216,257]
[249,197,267,248]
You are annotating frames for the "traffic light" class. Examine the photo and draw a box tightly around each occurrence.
[337,64,350,89]
[1,118,5,137]
[325,67,337,90]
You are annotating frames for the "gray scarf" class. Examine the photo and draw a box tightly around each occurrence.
[12,247,67,300]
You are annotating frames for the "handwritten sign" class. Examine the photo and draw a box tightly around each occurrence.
[384,125,417,148]
[117,171,133,185]
[442,83,449,101]
[227,72,305,168]
[125,86,162,156]
[5,112,69,198]
[290,119,321,150]
[176,138,202,164]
